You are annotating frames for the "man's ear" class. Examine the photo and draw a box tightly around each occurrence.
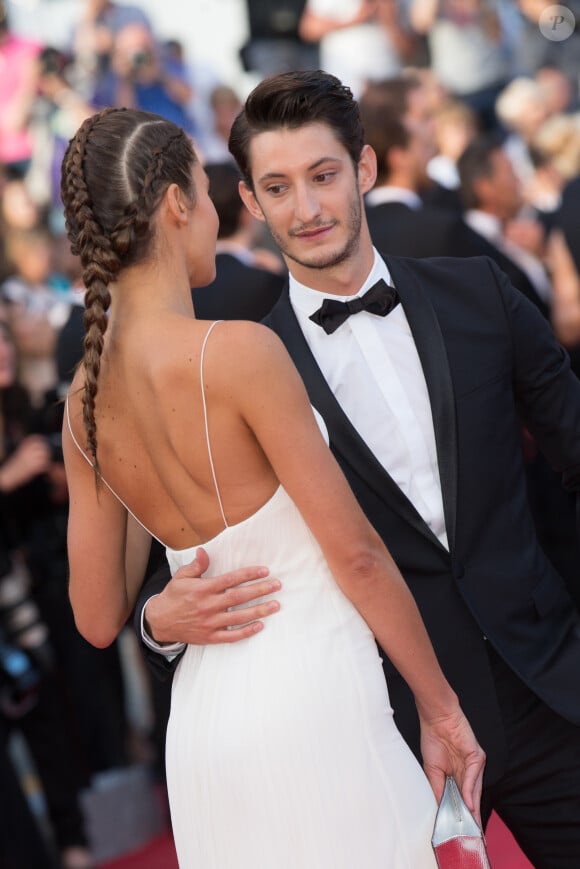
[471,176,490,208]
[238,180,266,223]
[358,144,378,195]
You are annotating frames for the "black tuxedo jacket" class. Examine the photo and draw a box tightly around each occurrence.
[135,254,580,784]
[557,176,580,275]
[365,201,551,321]
[365,201,484,261]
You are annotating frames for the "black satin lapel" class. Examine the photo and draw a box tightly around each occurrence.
[266,291,445,549]
[385,257,458,551]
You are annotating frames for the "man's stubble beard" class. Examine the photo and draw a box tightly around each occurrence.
[262,188,363,273]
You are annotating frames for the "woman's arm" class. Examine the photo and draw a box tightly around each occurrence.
[63,411,152,647]
[214,322,485,810]
[547,228,580,348]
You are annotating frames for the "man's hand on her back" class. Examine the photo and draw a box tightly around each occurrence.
[144,547,281,645]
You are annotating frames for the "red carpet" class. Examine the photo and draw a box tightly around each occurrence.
[100,812,533,868]
[486,812,534,868]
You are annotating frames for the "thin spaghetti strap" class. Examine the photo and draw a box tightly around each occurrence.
[65,396,167,547]
[200,321,228,529]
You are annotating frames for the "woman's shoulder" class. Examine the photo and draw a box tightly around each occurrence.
[192,319,292,386]
[196,318,284,355]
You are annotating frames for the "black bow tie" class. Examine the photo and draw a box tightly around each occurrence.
[309,279,400,335]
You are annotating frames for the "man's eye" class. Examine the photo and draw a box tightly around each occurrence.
[314,172,335,183]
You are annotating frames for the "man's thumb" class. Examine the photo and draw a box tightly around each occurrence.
[172,546,210,580]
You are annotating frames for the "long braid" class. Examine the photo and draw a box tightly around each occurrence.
[60,109,195,472]
[62,108,121,470]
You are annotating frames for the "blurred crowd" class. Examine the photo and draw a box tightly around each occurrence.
[1,0,580,867]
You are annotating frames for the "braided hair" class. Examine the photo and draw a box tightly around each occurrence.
[60,108,196,471]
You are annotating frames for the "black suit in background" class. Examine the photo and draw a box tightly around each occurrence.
[56,303,84,391]
[557,176,580,275]
[365,200,484,260]
[553,177,580,384]
[458,223,551,320]
[364,199,551,320]
[193,251,284,321]
[420,180,465,214]
[135,253,580,867]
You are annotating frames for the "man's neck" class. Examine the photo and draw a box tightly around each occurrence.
[285,246,375,298]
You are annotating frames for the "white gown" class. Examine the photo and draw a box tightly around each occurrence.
[66,324,438,869]
[165,324,438,869]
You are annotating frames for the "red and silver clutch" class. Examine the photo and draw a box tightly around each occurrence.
[432,776,491,869]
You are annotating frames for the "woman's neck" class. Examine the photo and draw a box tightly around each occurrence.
[107,261,195,324]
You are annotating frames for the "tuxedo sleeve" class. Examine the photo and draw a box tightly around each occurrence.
[133,560,184,681]
[490,257,580,492]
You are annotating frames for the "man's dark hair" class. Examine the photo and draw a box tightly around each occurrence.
[228,70,364,190]
[358,105,410,185]
[457,133,506,210]
[358,76,421,120]
[205,161,244,238]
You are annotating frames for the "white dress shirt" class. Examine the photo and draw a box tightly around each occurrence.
[290,248,448,549]
[365,186,423,210]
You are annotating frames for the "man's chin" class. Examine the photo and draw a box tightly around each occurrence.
[285,245,353,272]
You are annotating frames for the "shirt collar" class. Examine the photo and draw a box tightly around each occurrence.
[289,248,394,318]
[464,209,503,242]
[365,185,423,210]
[215,240,255,266]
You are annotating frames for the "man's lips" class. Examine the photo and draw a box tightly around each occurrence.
[293,224,334,240]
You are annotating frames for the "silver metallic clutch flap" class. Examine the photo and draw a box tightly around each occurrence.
[432,776,491,868]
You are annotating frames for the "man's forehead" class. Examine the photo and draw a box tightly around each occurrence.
[248,123,347,176]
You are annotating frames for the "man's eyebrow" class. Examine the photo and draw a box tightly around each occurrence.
[257,156,343,185]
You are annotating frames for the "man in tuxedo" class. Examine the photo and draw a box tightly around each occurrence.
[359,93,553,319]
[135,70,580,868]
[457,134,553,320]
[359,101,486,259]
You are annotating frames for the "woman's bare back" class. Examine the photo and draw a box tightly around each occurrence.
[67,315,280,549]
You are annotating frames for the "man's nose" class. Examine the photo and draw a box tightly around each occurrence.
[294,184,321,224]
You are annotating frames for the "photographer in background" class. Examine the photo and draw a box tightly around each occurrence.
[92,22,195,134]
[0,318,94,869]
[71,0,153,96]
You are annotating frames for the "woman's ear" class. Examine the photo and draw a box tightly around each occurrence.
[238,181,266,223]
[165,183,188,224]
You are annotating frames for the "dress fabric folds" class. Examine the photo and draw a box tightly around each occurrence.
[165,483,438,868]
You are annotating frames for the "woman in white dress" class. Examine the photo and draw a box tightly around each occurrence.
[61,105,485,868]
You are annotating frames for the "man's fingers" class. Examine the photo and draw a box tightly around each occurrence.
[218,598,281,628]
[213,621,267,644]
[222,578,281,608]
[211,566,271,591]
[173,559,271,588]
